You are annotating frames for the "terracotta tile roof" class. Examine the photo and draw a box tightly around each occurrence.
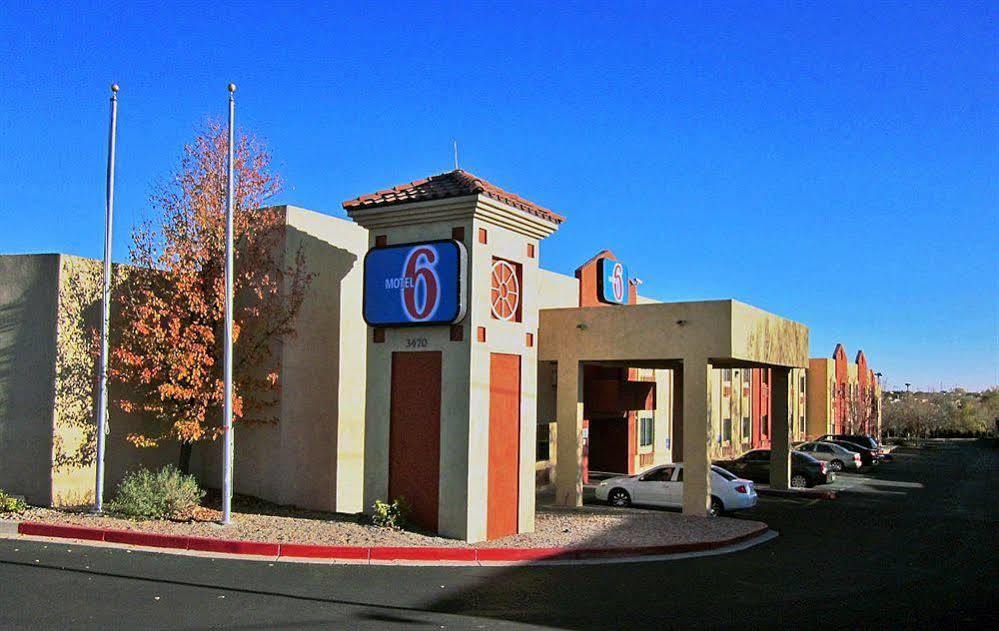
[343,169,565,225]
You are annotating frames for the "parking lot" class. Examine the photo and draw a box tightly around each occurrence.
[2,440,997,629]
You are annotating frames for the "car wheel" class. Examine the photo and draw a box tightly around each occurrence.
[790,474,809,488]
[708,496,724,517]
[829,459,844,472]
[608,488,631,507]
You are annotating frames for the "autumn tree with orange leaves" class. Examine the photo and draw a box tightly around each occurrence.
[112,122,311,472]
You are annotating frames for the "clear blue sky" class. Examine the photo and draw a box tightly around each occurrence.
[1,2,996,390]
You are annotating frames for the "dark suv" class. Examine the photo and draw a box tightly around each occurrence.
[715,449,833,488]
[817,434,882,452]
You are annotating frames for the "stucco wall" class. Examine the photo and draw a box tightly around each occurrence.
[282,207,367,512]
[195,206,369,513]
[50,255,177,506]
[360,217,475,539]
[537,269,578,310]
[0,254,59,505]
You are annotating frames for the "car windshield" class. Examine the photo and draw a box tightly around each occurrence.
[793,451,820,464]
[712,466,737,481]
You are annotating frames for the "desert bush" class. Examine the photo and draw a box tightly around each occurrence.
[371,498,409,530]
[0,489,27,514]
[106,466,204,519]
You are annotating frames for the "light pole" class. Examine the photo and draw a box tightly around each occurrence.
[94,83,119,513]
[221,83,236,525]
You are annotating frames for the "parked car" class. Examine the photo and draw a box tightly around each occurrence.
[817,434,883,454]
[594,463,757,516]
[714,449,834,488]
[795,441,862,471]
[823,439,881,466]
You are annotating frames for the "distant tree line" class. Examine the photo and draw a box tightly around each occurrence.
[882,388,999,437]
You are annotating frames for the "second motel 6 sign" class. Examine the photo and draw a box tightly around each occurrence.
[363,240,468,326]
[597,258,629,305]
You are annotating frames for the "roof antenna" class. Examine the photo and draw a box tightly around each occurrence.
[453,139,459,171]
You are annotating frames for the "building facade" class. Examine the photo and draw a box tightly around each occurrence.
[1,169,819,541]
[806,344,882,438]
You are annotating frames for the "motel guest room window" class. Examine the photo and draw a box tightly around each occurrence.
[638,412,654,450]
[721,370,732,443]
[536,423,550,461]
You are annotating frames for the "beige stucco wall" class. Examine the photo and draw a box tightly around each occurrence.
[469,216,542,539]
[354,194,555,542]
[0,254,60,505]
[196,206,369,513]
[358,216,475,539]
[51,256,177,506]
[807,359,834,438]
[0,254,174,507]
[707,367,754,460]
[537,269,578,310]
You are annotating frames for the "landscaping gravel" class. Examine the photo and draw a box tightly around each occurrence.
[13,494,764,549]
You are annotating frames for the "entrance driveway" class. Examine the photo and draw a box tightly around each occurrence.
[2,441,997,629]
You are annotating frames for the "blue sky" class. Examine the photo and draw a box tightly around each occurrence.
[1,1,996,390]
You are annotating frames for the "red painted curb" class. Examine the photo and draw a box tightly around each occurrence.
[475,547,565,562]
[11,521,770,563]
[279,544,370,560]
[369,546,478,562]
[18,522,105,542]
[187,536,280,556]
[103,529,188,549]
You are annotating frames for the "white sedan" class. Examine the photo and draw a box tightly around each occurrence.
[594,463,757,516]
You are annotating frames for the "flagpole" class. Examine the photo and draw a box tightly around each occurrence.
[221,83,236,525]
[94,83,119,513]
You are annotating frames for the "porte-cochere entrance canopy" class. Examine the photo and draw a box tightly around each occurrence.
[538,299,809,516]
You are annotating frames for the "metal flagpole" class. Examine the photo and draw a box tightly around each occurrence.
[94,83,119,513]
[221,83,236,525]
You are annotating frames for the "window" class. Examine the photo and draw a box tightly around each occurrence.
[641,467,673,482]
[799,444,814,452]
[639,414,654,448]
[536,424,550,461]
[721,371,732,443]
[712,466,737,481]
[747,450,770,462]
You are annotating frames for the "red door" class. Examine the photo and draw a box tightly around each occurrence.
[751,369,772,449]
[488,353,521,540]
[389,351,442,532]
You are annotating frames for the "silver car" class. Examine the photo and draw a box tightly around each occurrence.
[796,441,862,471]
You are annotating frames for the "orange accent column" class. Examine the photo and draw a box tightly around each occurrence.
[389,352,442,532]
[488,353,521,540]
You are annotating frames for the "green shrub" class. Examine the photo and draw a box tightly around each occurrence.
[371,498,409,530]
[106,466,204,519]
[0,489,27,514]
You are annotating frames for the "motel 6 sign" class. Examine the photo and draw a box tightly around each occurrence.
[597,258,629,305]
[363,239,468,326]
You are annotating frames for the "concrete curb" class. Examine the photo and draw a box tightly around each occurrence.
[757,487,837,500]
[7,520,772,565]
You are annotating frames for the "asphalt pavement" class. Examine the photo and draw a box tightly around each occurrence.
[1,439,997,630]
